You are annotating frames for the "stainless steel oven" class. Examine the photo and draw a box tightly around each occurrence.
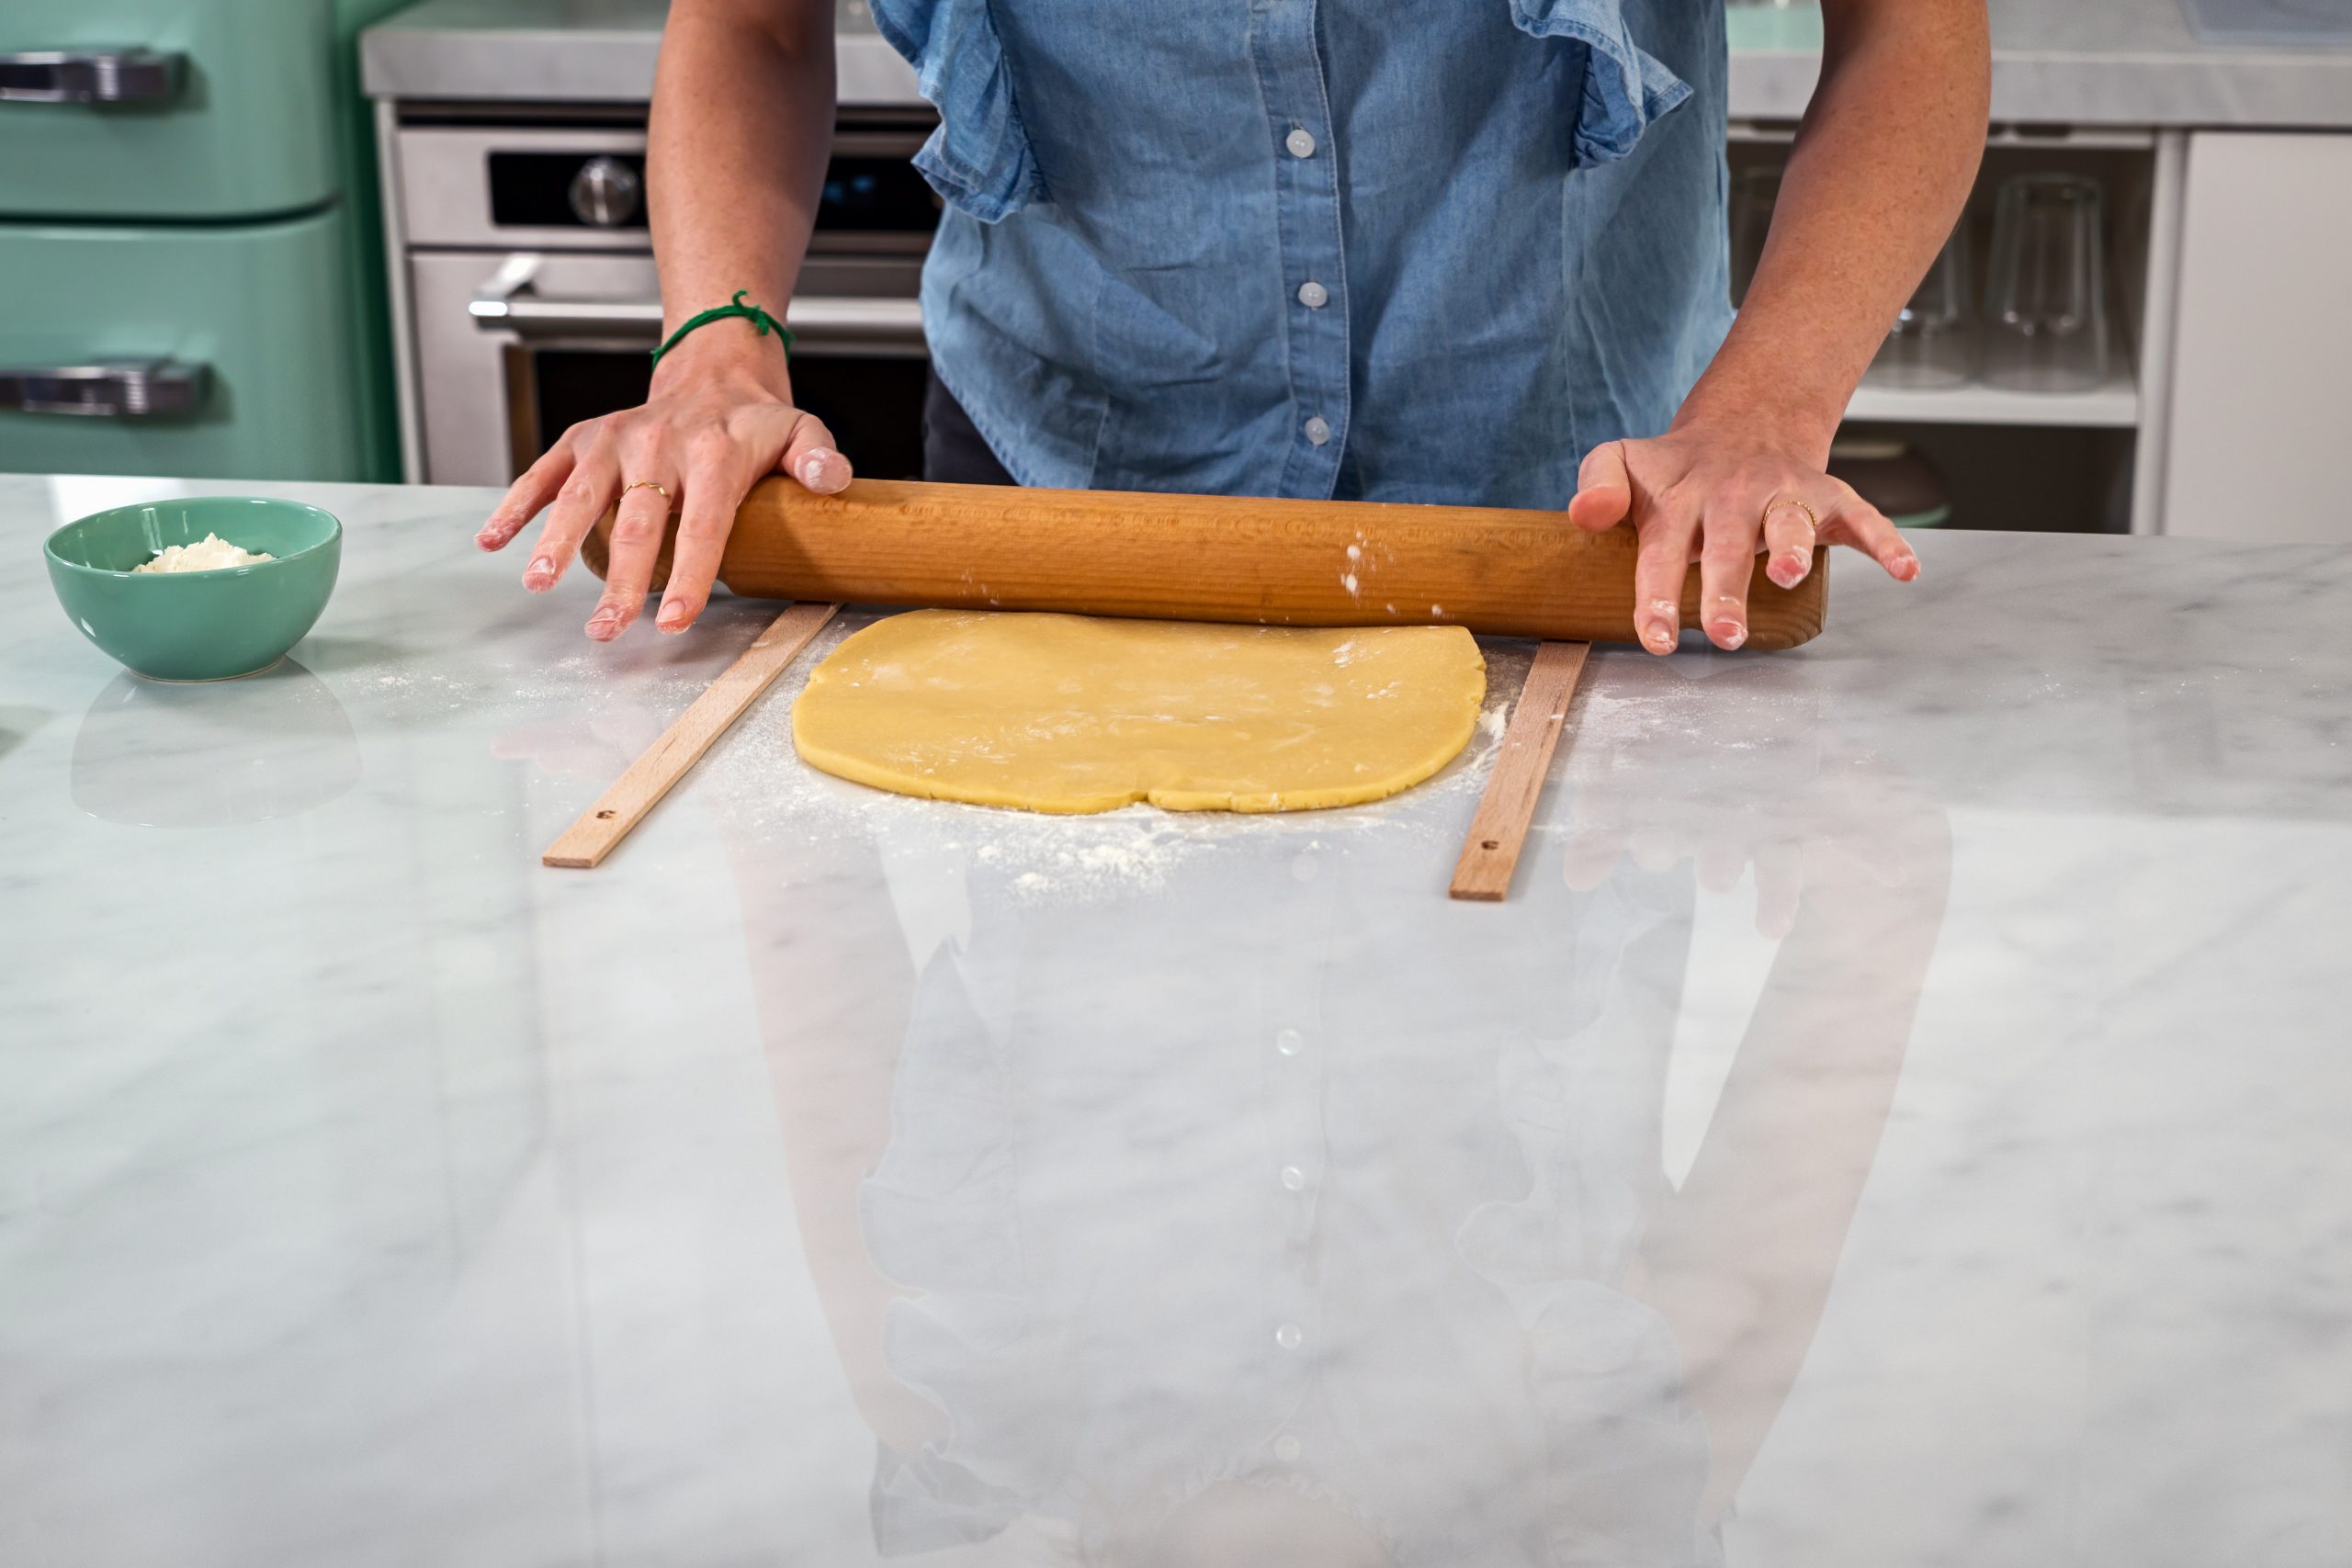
[388,107,939,486]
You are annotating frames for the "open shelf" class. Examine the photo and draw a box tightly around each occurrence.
[1844,364,2140,428]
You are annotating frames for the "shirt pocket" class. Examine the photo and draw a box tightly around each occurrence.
[870,0,1048,221]
[1507,0,1695,167]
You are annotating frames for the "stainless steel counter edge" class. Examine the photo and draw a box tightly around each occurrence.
[361,0,2352,130]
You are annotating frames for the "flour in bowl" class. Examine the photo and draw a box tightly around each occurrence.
[133,535,273,574]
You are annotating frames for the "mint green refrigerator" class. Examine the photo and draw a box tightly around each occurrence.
[0,0,408,481]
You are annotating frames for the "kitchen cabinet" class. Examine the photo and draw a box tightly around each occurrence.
[2156,133,2352,545]
[1739,122,2352,544]
[1732,125,2177,536]
[1723,0,2352,544]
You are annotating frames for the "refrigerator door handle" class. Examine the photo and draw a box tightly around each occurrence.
[0,49,187,104]
[0,359,210,417]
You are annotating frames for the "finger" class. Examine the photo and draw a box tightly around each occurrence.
[778,412,851,494]
[1629,825,1679,874]
[478,436,576,551]
[588,471,677,641]
[1697,491,1771,652]
[1697,840,1746,895]
[520,436,621,592]
[1754,840,1804,939]
[1760,498,1820,590]
[656,435,753,634]
[1566,439,1633,533]
[1817,484,1920,583]
[1631,493,1701,656]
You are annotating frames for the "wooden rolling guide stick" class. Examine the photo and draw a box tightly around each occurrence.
[1449,641,1589,903]
[583,477,1829,650]
[569,479,1819,882]
[542,602,838,869]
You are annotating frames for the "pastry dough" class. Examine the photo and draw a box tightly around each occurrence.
[792,610,1486,814]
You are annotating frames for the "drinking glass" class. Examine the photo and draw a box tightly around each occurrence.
[1728,165,1781,309]
[1869,220,1973,389]
[1983,174,2109,392]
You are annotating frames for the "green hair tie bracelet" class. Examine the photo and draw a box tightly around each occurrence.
[650,290,794,368]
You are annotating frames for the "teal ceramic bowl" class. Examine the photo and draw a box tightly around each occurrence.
[45,497,343,682]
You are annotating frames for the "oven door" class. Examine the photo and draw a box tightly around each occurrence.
[408,251,928,487]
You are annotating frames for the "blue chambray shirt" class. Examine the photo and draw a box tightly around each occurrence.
[871,0,1733,509]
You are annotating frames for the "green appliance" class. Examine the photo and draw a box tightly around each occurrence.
[0,0,407,481]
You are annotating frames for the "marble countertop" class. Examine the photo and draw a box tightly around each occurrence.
[360,0,2352,128]
[6,473,2352,1566]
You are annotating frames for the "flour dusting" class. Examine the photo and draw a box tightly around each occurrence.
[683,616,1537,904]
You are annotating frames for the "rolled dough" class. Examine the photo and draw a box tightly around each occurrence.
[791,610,1487,814]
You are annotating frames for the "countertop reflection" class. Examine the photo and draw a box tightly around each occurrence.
[71,660,360,828]
[4,475,2350,1568]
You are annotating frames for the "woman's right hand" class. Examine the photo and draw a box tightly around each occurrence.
[472,334,853,640]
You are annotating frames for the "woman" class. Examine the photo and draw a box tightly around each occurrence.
[477,0,1986,654]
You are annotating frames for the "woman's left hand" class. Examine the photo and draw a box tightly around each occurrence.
[1566,419,1922,655]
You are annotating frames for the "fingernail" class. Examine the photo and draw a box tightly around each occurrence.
[656,598,689,632]
[1642,598,1679,653]
[1770,551,1808,587]
[475,521,503,548]
[585,609,621,639]
[798,448,833,489]
[523,555,557,591]
[1715,621,1747,649]
[1895,553,1922,581]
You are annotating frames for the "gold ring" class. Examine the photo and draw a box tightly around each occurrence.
[620,479,672,502]
[1763,497,1819,534]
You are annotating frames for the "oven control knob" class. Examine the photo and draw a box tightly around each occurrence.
[569,156,643,228]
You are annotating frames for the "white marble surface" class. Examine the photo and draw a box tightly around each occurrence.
[361,0,2352,129]
[6,473,2352,1567]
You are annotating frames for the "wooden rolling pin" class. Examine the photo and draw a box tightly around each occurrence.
[583,477,1828,650]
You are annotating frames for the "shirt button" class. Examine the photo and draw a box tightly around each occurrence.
[1303,416,1331,446]
[1274,1322,1305,1351]
[1275,1027,1305,1056]
[1285,127,1317,159]
[1274,1435,1303,1461]
[1280,1165,1306,1191]
[1295,280,1329,310]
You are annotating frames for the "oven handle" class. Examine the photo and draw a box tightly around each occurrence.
[0,359,209,417]
[0,49,186,104]
[469,291,927,352]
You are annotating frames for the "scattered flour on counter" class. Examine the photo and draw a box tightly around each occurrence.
[682,618,1538,904]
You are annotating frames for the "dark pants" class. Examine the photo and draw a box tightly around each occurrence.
[921,371,1017,486]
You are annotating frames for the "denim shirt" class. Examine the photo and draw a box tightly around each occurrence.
[872,0,1733,509]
